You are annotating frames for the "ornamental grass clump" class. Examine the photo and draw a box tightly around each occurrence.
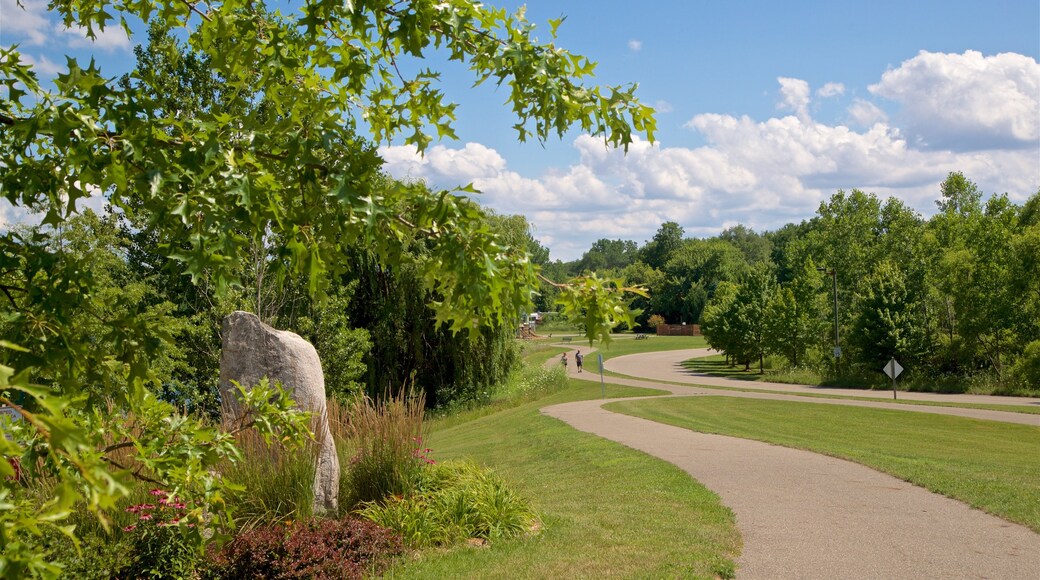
[218,423,318,528]
[358,460,539,548]
[335,390,428,510]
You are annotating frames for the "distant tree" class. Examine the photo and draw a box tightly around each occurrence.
[766,221,812,284]
[702,282,741,365]
[577,238,639,272]
[719,224,773,264]
[621,261,665,329]
[730,265,777,373]
[765,260,825,367]
[652,238,746,324]
[641,221,685,269]
[850,260,930,369]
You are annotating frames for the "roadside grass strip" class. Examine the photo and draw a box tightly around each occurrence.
[606,396,1040,532]
[389,382,741,579]
[677,356,1040,415]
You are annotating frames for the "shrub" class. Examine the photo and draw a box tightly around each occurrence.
[647,314,666,329]
[203,516,402,579]
[1011,340,1040,392]
[335,391,427,510]
[121,489,203,579]
[359,460,538,548]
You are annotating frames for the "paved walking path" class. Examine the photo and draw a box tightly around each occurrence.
[542,344,1040,578]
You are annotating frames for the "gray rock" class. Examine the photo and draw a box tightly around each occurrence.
[219,311,339,514]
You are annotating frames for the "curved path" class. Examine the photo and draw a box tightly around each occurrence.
[542,345,1040,578]
[602,348,1039,426]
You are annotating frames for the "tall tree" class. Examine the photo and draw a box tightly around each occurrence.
[765,260,825,367]
[719,224,773,264]
[641,221,685,269]
[850,260,930,369]
[0,1,656,573]
[576,238,639,273]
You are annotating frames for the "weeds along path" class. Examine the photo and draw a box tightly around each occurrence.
[542,344,1040,578]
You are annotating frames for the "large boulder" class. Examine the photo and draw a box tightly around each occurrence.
[219,311,339,514]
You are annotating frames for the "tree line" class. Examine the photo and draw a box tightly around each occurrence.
[545,173,1040,392]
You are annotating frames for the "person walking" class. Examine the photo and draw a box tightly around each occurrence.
[575,350,584,373]
[561,353,568,370]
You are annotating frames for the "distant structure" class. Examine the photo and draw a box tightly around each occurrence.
[657,323,700,336]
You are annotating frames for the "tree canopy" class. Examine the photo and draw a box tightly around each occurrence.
[0,1,657,575]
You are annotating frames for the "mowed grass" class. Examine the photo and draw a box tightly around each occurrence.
[681,354,1040,415]
[389,382,742,579]
[606,396,1040,532]
[574,335,707,374]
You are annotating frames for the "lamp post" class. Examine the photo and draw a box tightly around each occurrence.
[817,267,840,359]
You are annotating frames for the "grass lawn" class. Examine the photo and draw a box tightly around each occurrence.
[676,355,1040,415]
[390,381,742,579]
[605,396,1040,532]
[575,335,707,372]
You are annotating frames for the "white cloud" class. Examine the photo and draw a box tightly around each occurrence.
[1,0,130,69]
[869,50,1040,150]
[628,39,642,52]
[777,77,811,121]
[816,82,845,98]
[382,66,1038,261]
[20,53,64,78]
[654,100,674,114]
[63,23,132,52]
[1,0,50,45]
[847,99,888,127]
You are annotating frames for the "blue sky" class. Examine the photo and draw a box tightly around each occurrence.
[3,0,1039,260]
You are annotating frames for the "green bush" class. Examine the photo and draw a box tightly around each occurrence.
[358,460,538,548]
[1012,340,1040,392]
[120,490,203,579]
[203,516,402,579]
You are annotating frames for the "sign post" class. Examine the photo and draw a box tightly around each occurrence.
[598,354,605,399]
[883,358,903,400]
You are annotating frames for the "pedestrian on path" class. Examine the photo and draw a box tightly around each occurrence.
[561,353,568,370]
[575,350,583,373]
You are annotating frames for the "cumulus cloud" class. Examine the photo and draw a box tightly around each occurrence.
[847,99,888,127]
[20,53,64,78]
[63,24,132,52]
[654,100,674,114]
[1,0,50,45]
[380,60,1038,260]
[869,50,1040,150]
[1,0,130,72]
[777,77,811,121]
[817,82,845,98]
[628,39,643,52]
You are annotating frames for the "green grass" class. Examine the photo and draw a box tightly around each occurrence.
[606,396,1040,532]
[574,335,707,372]
[674,355,1040,415]
[389,381,741,579]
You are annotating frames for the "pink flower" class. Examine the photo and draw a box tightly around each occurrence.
[139,513,152,521]
[149,489,166,497]
[123,524,137,532]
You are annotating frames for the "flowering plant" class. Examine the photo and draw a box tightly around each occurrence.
[121,489,201,578]
[412,437,436,466]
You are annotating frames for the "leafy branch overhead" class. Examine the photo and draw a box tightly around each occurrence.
[1,0,655,340]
